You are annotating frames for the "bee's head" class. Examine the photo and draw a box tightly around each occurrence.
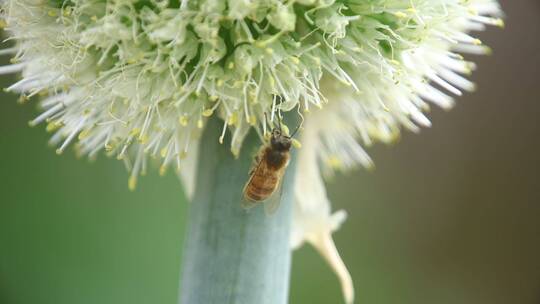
[270,128,292,151]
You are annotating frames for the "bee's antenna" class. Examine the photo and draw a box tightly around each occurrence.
[277,108,283,134]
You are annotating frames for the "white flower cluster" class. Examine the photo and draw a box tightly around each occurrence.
[0,0,503,303]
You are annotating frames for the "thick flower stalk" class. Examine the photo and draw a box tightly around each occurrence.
[0,0,503,303]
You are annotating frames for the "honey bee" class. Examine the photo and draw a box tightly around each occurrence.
[242,115,301,214]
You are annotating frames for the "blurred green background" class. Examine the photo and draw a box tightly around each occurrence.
[1,1,539,304]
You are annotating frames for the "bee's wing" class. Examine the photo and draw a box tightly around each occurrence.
[263,176,284,216]
[241,153,265,211]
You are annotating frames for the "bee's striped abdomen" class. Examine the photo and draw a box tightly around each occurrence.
[244,169,279,202]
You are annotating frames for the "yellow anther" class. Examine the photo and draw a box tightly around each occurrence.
[159,165,167,176]
[265,48,274,55]
[179,115,189,126]
[268,75,275,89]
[394,11,407,18]
[248,115,257,126]
[197,119,204,129]
[128,176,137,191]
[281,124,290,136]
[138,134,149,144]
[78,128,91,140]
[17,95,28,104]
[228,112,238,126]
[233,80,243,88]
[129,128,141,137]
[160,147,168,158]
[48,10,57,17]
[327,156,342,169]
[292,138,302,149]
[228,62,234,69]
[202,109,214,117]
[46,121,62,132]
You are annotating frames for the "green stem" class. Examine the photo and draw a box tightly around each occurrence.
[180,117,297,304]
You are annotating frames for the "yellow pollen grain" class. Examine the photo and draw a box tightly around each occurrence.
[197,119,204,129]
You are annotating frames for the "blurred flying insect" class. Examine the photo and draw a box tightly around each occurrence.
[242,112,302,214]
